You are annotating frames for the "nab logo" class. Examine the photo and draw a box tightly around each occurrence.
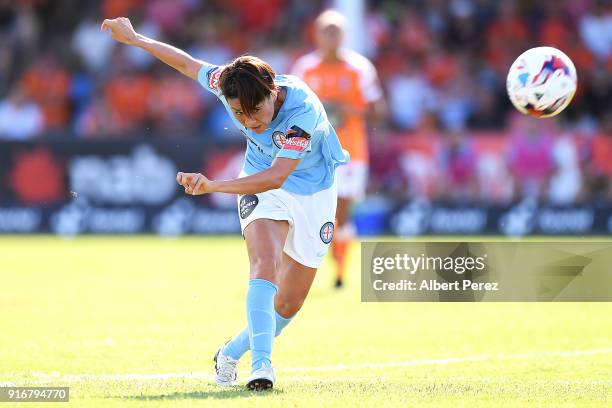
[239,194,259,219]
[320,221,334,244]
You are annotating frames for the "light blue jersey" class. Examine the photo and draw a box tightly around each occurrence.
[197,63,349,195]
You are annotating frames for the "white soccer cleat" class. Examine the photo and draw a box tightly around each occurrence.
[246,363,275,391]
[213,346,238,386]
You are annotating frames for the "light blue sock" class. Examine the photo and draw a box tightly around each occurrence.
[246,278,277,371]
[275,311,293,336]
[223,311,295,360]
[223,330,250,361]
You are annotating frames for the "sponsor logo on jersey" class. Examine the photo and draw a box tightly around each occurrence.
[283,126,311,152]
[207,67,221,91]
[272,131,286,149]
[284,137,310,152]
[239,194,259,219]
[320,221,334,244]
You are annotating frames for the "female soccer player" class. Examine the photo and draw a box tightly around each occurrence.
[101,17,348,390]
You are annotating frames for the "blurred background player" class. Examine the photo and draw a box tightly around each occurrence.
[292,9,386,288]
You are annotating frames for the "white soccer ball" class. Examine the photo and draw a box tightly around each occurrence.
[506,46,577,118]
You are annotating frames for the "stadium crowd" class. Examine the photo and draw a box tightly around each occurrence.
[0,0,610,203]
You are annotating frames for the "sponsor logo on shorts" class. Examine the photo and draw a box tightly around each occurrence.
[207,68,221,91]
[320,221,334,244]
[272,131,286,149]
[239,194,259,219]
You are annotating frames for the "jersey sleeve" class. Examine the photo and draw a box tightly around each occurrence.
[196,62,223,98]
[276,111,318,160]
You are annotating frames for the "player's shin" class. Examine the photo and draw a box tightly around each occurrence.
[223,311,295,360]
[246,278,278,371]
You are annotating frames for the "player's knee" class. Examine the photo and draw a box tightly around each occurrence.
[249,254,282,281]
[275,295,303,318]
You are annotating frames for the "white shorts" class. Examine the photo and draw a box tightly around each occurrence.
[237,176,337,269]
[336,161,368,200]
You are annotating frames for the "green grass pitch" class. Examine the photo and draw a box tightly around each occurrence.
[1,236,611,407]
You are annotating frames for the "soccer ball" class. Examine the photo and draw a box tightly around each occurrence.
[506,47,577,118]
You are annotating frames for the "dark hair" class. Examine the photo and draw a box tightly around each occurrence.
[219,56,276,117]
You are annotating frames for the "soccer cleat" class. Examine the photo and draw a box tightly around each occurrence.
[246,363,275,391]
[213,345,238,386]
[334,277,343,289]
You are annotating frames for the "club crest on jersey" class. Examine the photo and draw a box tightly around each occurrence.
[320,221,334,244]
[283,126,311,152]
[239,194,259,219]
[207,67,221,91]
[272,131,286,149]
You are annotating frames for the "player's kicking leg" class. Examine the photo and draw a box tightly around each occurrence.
[214,251,317,389]
[212,219,287,390]
[246,251,318,390]
[240,219,286,390]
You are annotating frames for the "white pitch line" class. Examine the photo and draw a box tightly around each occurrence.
[2,347,612,385]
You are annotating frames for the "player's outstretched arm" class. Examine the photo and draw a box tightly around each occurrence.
[177,157,301,196]
[101,17,202,80]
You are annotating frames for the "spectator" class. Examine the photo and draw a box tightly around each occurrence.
[20,55,70,131]
[438,131,479,202]
[506,115,555,201]
[548,135,582,205]
[537,1,574,51]
[587,112,612,202]
[103,61,154,133]
[72,15,115,73]
[579,1,612,62]
[485,1,529,77]
[144,0,196,37]
[386,59,436,130]
[224,0,286,34]
[467,87,504,129]
[0,86,44,140]
[149,71,204,134]
[435,59,473,131]
[74,92,125,138]
[102,0,142,19]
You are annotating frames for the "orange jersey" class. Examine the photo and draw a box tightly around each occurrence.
[291,50,382,163]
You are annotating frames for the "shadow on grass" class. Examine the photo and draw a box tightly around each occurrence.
[118,388,285,401]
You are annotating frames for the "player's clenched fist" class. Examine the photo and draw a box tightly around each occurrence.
[176,172,214,195]
[101,17,139,46]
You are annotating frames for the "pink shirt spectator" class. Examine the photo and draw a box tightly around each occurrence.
[506,117,555,200]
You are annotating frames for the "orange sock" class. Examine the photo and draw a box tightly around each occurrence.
[332,239,349,282]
